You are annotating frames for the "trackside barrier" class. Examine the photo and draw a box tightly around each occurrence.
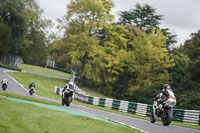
[54,87,200,125]
[54,86,63,96]
[0,54,23,68]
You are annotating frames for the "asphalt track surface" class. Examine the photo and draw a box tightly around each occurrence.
[0,67,199,133]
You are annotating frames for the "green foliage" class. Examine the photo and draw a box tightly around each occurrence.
[170,46,190,91]
[119,3,162,33]
[0,21,11,54]
[184,30,200,82]
[117,3,177,48]
[20,0,52,65]
[177,91,200,109]
[118,29,173,97]
[169,30,200,110]
[0,0,52,65]
[0,0,26,54]
[50,0,174,100]
[66,0,114,36]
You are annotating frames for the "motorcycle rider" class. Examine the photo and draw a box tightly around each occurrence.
[1,78,8,86]
[29,82,35,90]
[62,80,75,95]
[29,82,35,88]
[153,84,176,117]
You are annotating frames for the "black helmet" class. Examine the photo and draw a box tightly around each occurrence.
[163,84,170,89]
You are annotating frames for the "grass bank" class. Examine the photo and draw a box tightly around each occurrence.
[0,63,21,71]
[8,72,66,100]
[7,71,106,98]
[0,91,60,106]
[22,64,71,78]
[0,96,141,133]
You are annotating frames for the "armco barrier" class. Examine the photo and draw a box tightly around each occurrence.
[54,86,63,96]
[99,98,105,107]
[128,102,137,114]
[54,86,200,125]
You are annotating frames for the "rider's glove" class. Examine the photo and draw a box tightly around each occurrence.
[153,98,157,101]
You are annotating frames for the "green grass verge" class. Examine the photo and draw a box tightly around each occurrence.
[22,64,71,78]
[0,63,21,71]
[7,72,107,99]
[80,86,108,98]
[8,72,66,101]
[7,72,200,130]
[22,64,107,98]
[0,91,60,106]
[0,97,141,133]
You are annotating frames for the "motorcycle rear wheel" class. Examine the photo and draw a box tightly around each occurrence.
[2,85,7,91]
[162,110,173,126]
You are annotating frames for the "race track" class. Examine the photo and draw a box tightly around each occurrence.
[0,67,199,133]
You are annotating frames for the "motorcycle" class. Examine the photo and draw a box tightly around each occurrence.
[62,83,75,106]
[29,87,35,95]
[2,83,7,91]
[150,100,175,126]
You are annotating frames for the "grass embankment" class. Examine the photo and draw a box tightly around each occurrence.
[22,64,71,78]
[8,71,106,98]
[0,96,141,133]
[21,64,106,98]
[8,72,65,101]
[0,91,60,106]
[0,63,21,71]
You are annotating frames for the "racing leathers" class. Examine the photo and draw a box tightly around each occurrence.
[154,88,176,116]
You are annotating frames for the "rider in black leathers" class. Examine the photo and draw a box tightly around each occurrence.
[29,82,35,89]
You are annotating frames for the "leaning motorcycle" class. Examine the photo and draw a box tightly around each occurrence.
[62,85,74,106]
[29,87,35,95]
[2,83,7,91]
[150,100,175,126]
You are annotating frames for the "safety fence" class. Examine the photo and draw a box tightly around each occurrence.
[0,54,23,68]
[54,86,200,126]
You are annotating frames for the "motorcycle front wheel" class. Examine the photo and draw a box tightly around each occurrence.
[162,109,173,126]
[150,112,156,123]
[2,85,7,91]
[65,96,72,106]
[29,89,34,95]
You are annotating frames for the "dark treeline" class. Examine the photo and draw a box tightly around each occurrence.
[0,0,53,65]
[1,0,199,110]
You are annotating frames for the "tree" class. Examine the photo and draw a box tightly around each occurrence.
[52,0,174,100]
[66,0,114,36]
[170,46,190,91]
[0,0,26,55]
[90,24,128,95]
[184,30,200,82]
[0,21,11,54]
[59,0,115,84]
[19,0,52,65]
[118,3,162,33]
[117,3,177,48]
[0,0,51,65]
[128,29,173,95]
[168,30,200,110]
